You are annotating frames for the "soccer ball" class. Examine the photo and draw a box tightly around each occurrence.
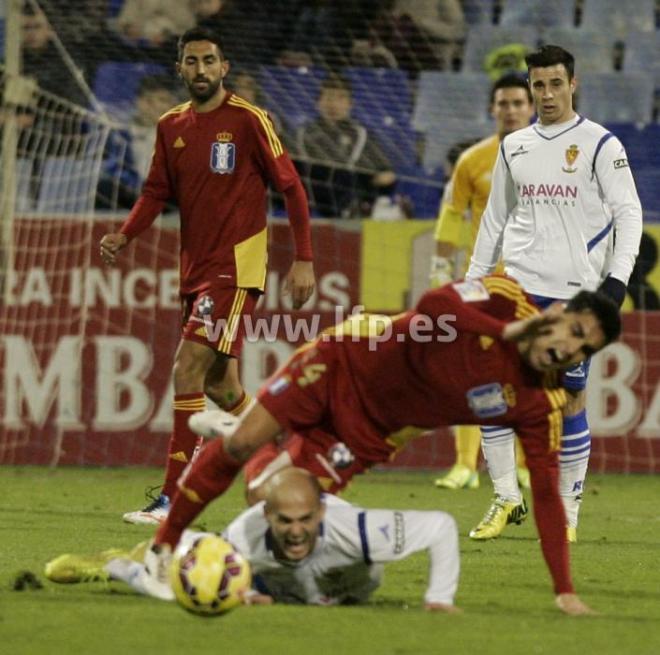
[169,535,251,615]
[196,295,215,317]
[327,442,355,469]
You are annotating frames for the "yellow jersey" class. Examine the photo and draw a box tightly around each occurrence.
[433,134,499,266]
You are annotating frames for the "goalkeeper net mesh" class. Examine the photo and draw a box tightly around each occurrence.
[0,0,658,471]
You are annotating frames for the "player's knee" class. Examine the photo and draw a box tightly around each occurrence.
[173,354,207,387]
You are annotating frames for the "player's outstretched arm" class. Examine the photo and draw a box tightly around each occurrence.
[555,593,597,616]
[284,260,315,309]
[99,233,128,265]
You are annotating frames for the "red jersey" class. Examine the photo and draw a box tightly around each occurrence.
[120,91,313,294]
[259,275,572,593]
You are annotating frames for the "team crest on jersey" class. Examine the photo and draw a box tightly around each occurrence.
[466,383,508,418]
[452,279,490,303]
[562,144,579,173]
[210,139,236,174]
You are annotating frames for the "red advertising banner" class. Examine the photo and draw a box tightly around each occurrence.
[1,217,659,472]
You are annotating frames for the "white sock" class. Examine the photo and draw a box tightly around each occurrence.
[559,411,590,529]
[481,426,521,503]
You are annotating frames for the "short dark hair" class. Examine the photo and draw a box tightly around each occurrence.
[525,45,575,80]
[177,26,225,62]
[566,290,621,346]
[320,73,352,96]
[490,73,533,104]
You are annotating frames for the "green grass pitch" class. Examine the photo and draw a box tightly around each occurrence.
[1,467,659,655]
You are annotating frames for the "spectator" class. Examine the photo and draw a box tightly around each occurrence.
[276,0,350,68]
[296,74,396,219]
[191,0,272,67]
[21,5,88,106]
[371,0,466,74]
[116,0,195,47]
[229,70,283,135]
[98,75,179,209]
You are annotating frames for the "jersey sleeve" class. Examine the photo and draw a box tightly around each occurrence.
[356,509,459,605]
[467,143,516,279]
[119,123,172,241]
[593,136,642,285]
[434,155,472,246]
[251,111,313,261]
[514,404,573,595]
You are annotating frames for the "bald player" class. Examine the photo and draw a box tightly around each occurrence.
[45,468,461,611]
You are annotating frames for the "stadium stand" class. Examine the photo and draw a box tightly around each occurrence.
[578,72,655,124]
[541,28,616,73]
[412,71,492,131]
[581,0,657,37]
[499,0,575,29]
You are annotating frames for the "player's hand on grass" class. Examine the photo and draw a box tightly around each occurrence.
[502,302,564,342]
[100,233,128,265]
[425,602,462,614]
[555,593,597,616]
[285,260,315,309]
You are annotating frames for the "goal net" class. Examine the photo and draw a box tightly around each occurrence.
[1,0,659,472]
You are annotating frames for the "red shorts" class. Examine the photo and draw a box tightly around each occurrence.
[181,286,259,356]
[244,430,369,495]
[257,343,396,467]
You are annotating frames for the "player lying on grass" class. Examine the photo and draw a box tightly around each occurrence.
[46,468,460,611]
[153,275,620,615]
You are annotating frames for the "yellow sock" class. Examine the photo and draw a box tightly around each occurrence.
[455,425,481,470]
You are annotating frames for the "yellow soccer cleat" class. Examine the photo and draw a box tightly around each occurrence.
[434,464,479,490]
[566,527,577,543]
[45,548,129,584]
[469,497,528,540]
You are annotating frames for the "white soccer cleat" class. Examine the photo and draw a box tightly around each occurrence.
[189,409,240,439]
[122,493,170,525]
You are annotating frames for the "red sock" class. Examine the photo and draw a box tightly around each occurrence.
[224,391,252,416]
[156,438,242,547]
[162,393,206,498]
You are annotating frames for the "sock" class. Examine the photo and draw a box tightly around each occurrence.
[162,393,206,499]
[481,426,521,503]
[559,410,590,529]
[225,391,253,417]
[455,425,481,470]
[156,438,242,548]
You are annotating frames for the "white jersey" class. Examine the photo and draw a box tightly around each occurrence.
[109,495,459,606]
[468,115,642,298]
[224,495,459,606]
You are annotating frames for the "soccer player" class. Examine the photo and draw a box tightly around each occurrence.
[466,45,642,542]
[430,73,535,492]
[152,275,620,615]
[46,468,461,612]
[99,27,315,525]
